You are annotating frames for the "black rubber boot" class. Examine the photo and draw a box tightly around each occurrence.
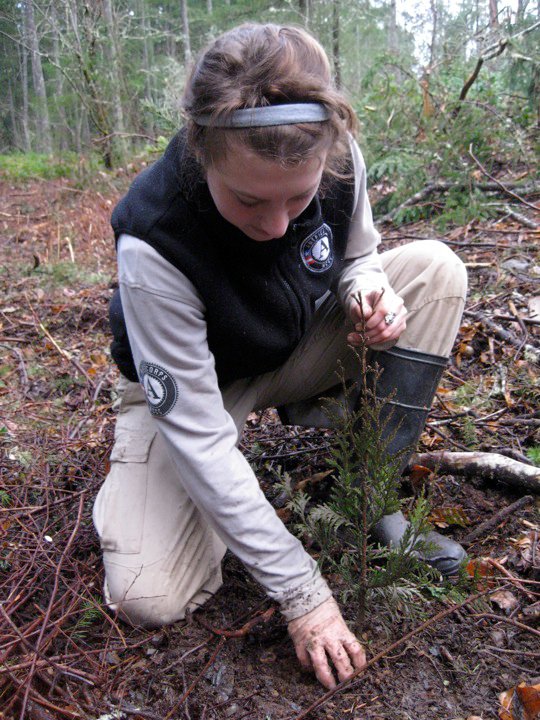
[368,347,466,577]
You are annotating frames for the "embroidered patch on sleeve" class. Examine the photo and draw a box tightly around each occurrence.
[139,361,178,417]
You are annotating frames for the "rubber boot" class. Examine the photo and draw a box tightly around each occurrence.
[369,347,466,577]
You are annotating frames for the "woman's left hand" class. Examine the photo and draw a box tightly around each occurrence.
[347,287,407,347]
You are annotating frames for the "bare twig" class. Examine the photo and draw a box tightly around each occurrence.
[486,557,537,602]
[163,638,226,720]
[462,495,534,545]
[464,310,540,362]
[468,144,539,212]
[195,606,276,638]
[473,612,540,638]
[19,496,85,720]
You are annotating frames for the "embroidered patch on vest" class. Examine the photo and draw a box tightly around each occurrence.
[300,224,334,273]
[139,361,178,417]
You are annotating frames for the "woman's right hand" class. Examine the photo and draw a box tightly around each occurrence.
[347,287,407,347]
[287,597,366,689]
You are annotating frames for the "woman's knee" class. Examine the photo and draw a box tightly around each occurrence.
[387,240,467,299]
[411,240,467,297]
[104,572,189,628]
[102,544,224,629]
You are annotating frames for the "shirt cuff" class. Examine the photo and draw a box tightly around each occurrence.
[277,570,333,621]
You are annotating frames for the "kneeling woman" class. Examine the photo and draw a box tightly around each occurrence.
[94,22,467,689]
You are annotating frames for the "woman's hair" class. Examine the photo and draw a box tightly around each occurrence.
[182,23,358,175]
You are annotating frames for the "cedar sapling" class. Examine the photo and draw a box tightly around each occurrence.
[281,292,440,625]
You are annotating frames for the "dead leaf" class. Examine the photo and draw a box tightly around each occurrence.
[499,682,540,720]
[516,684,540,720]
[513,531,538,568]
[459,323,480,342]
[467,558,497,590]
[276,507,291,522]
[296,469,333,492]
[490,590,519,614]
[409,464,432,493]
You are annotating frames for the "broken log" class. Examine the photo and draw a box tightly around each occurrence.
[411,451,540,494]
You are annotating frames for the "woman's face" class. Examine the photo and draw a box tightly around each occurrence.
[206,141,327,242]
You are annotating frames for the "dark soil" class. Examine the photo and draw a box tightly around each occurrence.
[0,175,538,720]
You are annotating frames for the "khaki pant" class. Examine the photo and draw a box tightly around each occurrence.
[93,240,467,627]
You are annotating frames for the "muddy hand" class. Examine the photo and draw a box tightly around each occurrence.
[287,597,366,689]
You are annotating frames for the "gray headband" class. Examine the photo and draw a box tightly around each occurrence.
[193,103,330,128]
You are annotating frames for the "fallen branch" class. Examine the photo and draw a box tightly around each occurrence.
[411,451,540,494]
[375,181,539,225]
[493,315,540,327]
[462,495,534,544]
[501,204,538,229]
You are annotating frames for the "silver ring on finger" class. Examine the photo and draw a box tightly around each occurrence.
[384,311,396,326]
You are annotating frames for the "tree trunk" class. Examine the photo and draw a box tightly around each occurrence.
[140,0,155,133]
[7,80,21,150]
[18,22,31,152]
[429,0,438,66]
[299,0,310,24]
[207,0,213,13]
[50,0,69,151]
[180,0,191,67]
[332,0,341,89]
[489,0,499,27]
[103,0,127,162]
[387,0,398,54]
[24,0,52,154]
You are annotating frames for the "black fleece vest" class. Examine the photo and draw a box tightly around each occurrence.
[110,130,355,385]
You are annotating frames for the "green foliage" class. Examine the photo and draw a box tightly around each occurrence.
[459,416,480,449]
[280,342,443,626]
[358,24,537,227]
[33,261,109,288]
[0,152,80,180]
[70,601,102,640]
[432,187,496,231]
[0,489,11,507]
[526,446,540,466]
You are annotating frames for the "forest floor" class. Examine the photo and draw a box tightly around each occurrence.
[0,169,539,720]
